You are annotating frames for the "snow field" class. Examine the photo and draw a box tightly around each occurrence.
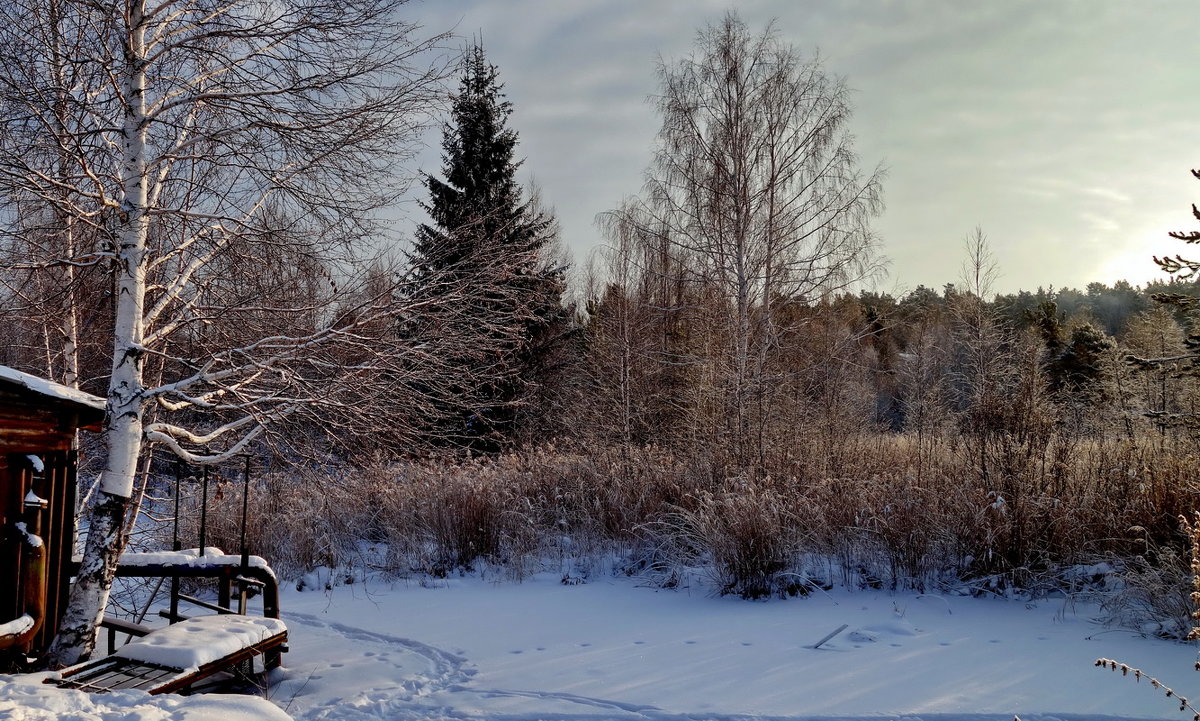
[269,571,1196,721]
[3,569,1193,721]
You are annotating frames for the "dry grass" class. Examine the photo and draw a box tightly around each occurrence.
[681,485,804,598]
[1101,541,1194,639]
[175,432,1199,610]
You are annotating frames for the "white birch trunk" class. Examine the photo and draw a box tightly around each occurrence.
[46,0,148,666]
[50,0,80,391]
[60,285,79,390]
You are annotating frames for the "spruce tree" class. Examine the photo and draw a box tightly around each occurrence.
[411,43,569,450]
[1124,169,1200,433]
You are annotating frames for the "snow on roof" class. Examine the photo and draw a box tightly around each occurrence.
[0,671,292,721]
[0,365,105,412]
[115,615,287,672]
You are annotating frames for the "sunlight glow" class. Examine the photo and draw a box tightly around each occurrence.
[1094,224,1183,288]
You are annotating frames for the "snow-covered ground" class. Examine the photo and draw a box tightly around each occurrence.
[2,570,1194,721]
[267,571,1196,721]
[0,671,290,720]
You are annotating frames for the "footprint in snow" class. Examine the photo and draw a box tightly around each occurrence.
[578,643,591,647]
[510,650,523,654]
[989,639,1001,644]
[684,640,697,645]
[633,641,645,645]
[939,642,951,647]
[741,642,752,646]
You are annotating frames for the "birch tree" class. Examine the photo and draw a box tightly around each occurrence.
[0,0,449,666]
[0,0,105,386]
[585,203,696,446]
[615,13,884,465]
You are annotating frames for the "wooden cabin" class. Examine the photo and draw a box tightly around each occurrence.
[0,366,104,664]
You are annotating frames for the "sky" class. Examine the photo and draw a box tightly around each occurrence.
[402,0,1200,297]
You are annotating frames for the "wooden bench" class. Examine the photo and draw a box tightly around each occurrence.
[52,615,287,695]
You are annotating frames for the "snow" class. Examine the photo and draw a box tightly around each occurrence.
[0,364,105,411]
[0,614,34,638]
[5,569,1196,721]
[0,672,291,721]
[23,490,46,507]
[115,615,287,671]
[118,548,275,577]
[266,571,1197,721]
[13,522,43,548]
[25,455,43,473]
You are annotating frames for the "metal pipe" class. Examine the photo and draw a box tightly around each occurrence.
[169,462,181,625]
[198,466,208,555]
[239,455,250,570]
[172,461,181,552]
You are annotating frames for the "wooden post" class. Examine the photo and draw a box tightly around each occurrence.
[217,572,231,612]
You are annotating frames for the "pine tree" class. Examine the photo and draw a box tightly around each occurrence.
[1050,322,1114,398]
[410,43,569,450]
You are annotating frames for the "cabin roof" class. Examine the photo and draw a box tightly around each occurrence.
[0,365,106,433]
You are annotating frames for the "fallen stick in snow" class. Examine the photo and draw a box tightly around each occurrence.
[808,624,848,650]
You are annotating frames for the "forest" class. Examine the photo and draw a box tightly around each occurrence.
[0,3,1197,668]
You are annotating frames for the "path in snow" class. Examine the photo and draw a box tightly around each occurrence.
[277,609,665,721]
[272,610,472,720]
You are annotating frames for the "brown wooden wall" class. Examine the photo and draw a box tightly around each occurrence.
[0,451,78,657]
[0,386,88,454]
[0,373,101,662]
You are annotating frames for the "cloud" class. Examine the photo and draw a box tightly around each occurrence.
[402,0,1200,295]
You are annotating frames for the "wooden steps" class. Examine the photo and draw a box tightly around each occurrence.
[52,615,288,695]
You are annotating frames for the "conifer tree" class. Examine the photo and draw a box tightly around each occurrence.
[411,43,569,449]
[1121,169,1200,433]
[1051,322,1114,398]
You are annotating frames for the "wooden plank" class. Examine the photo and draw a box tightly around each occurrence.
[0,458,18,627]
[36,454,60,653]
[54,629,287,695]
[0,428,75,454]
[149,632,288,695]
[57,657,181,693]
[53,450,78,645]
[808,623,848,650]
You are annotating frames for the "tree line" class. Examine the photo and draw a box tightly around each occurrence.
[1,5,1198,664]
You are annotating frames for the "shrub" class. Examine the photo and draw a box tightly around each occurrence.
[146,433,1200,599]
[675,485,803,599]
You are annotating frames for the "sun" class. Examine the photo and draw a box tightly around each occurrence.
[1094,223,1188,288]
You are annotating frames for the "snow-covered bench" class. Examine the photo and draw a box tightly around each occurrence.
[52,615,287,695]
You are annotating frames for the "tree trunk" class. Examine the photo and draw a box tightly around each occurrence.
[44,493,128,666]
[47,0,148,666]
